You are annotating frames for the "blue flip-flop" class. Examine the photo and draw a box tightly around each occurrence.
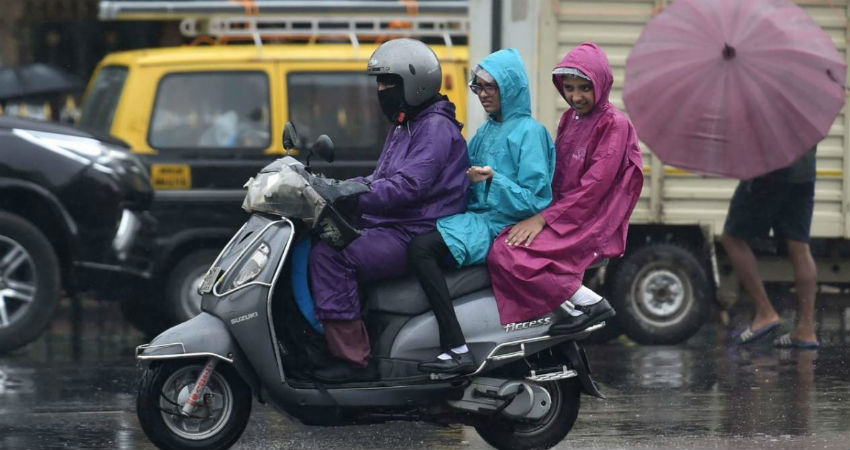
[735,321,782,345]
[773,333,820,349]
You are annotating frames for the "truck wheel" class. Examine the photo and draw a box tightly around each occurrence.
[166,250,218,324]
[0,213,60,354]
[609,243,710,345]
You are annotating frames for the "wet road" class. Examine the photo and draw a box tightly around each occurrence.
[1,296,849,450]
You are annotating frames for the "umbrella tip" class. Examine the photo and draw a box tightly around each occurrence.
[722,43,736,60]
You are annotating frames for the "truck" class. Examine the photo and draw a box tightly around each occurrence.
[468,0,850,343]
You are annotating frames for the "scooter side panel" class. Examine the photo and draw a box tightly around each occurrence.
[389,289,555,361]
[207,218,294,385]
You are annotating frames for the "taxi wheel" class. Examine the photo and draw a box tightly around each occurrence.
[166,250,218,324]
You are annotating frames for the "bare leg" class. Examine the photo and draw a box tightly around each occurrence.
[786,240,817,342]
[721,234,781,329]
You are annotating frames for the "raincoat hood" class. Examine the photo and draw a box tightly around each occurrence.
[478,48,532,122]
[552,42,614,114]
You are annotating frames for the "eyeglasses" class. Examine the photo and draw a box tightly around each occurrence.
[469,82,498,95]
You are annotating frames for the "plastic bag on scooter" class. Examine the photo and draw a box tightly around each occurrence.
[241,159,326,221]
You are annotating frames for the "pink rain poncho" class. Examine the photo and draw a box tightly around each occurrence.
[487,42,644,324]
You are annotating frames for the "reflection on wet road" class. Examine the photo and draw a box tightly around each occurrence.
[1,296,849,450]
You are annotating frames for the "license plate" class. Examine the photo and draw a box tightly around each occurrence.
[199,267,222,294]
[150,164,192,189]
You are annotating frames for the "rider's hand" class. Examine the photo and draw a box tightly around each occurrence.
[506,214,546,246]
[467,165,494,183]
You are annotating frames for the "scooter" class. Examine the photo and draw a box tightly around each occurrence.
[135,123,607,450]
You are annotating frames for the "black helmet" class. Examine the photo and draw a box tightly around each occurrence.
[367,38,442,106]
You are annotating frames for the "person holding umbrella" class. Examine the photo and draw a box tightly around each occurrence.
[486,42,644,331]
[722,148,820,348]
[619,0,846,349]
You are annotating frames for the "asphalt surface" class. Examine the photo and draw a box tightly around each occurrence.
[1,294,849,450]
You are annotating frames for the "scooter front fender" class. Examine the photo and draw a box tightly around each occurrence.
[136,312,239,363]
[136,312,263,400]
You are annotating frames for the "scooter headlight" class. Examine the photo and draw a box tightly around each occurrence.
[232,243,270,288]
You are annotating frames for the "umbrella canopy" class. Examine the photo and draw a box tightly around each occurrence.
[623,0,846,179]
[0,63,84,101]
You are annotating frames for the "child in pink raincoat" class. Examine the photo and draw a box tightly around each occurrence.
[487,42,644,330]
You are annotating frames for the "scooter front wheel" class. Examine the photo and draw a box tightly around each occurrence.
[473,379,581,450]
[137,360,252,450]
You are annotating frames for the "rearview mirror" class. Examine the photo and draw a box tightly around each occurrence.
[313,134,335,163]
[283,122,298,151]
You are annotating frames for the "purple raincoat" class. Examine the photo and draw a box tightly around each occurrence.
[310,99,469,322]
[487,43,644,324]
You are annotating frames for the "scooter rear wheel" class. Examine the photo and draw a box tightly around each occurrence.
[473,379,581,450]
[137,360,252,450]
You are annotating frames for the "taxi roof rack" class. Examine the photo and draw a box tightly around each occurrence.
[99,1,469,48]
[99,1,468,20]
[182,15,469,49]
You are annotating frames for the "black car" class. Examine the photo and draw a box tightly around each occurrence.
[0,116,155,353]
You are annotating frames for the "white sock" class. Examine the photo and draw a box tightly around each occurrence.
[560,301,584,317]
[451,345,469,354]
[570,286,603,306]
[437,345,469,360]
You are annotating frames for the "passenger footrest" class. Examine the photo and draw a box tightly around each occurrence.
[548,320,607,337]
[526,365,578,382]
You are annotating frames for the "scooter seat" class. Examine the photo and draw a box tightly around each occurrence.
[364,265,491,316]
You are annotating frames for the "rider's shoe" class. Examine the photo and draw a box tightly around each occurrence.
[312,360,378,383]
[550,298,615,335]
[418,351,476,374]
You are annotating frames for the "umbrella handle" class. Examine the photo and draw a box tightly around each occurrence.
[722,43,736,60]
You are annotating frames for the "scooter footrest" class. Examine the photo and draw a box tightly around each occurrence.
[548,321,606,337]
[526,365,578,382]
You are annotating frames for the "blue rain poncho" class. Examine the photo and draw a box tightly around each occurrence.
[437,48,556,266]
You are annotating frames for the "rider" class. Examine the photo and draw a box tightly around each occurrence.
[408,48,556,374]
[309,39,469,382]
[487,42,644,331]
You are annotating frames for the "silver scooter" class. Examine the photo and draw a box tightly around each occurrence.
[135,123,606,450]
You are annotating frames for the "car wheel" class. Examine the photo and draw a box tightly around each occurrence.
[608,243,710,345]
[166,250,219,324]
[0,212,60,354]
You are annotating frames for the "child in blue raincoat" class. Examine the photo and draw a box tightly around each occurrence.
[408,48,556,374]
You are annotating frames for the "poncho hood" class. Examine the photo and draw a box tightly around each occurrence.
[552,42,614,114]
[478,48,532,122]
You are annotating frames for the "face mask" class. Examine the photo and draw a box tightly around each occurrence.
[377,85,407,124]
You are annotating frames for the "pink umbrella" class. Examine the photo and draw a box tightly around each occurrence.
[623,0,846,179]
